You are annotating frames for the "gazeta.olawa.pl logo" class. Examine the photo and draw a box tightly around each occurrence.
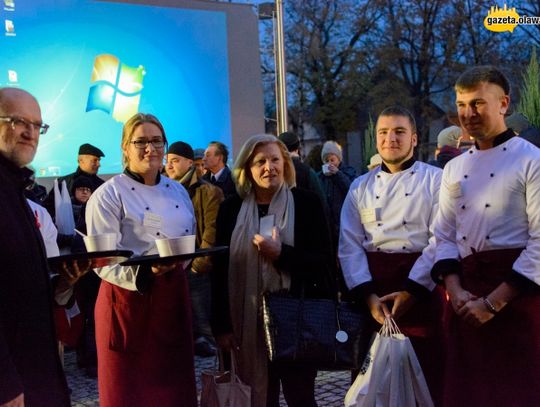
[86,54,145,123]
[484,4,540,33]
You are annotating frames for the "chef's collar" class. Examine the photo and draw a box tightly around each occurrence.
[123,167,161,185]
[380,156,416,174]
[474,128,514,149]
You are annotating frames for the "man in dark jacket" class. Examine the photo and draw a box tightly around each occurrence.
[58,143,105,193]
[0,87,72,406]
[277,131,326,205]
[317,140,356,244]
[44,143,105,217]
[202,141,236,198]
[165,141,224,356]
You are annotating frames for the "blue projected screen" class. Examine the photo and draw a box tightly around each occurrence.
[0,0,231,177]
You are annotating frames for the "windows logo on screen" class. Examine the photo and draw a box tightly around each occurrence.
[85,54,145,123]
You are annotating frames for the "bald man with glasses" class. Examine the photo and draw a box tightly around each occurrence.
[0,87,82,407]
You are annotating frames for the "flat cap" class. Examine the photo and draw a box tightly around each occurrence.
[168,141,194,160]
[78,143,105,157]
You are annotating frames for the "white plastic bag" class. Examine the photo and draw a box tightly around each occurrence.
[53,179,75,235]
[200,352,251,407]
[344,318,433,407]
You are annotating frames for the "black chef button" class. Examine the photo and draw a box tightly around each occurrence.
[405,193,410,196]
[377,175,380,178]
[402,246,406,250]
[469,150,473,154]
[486,235,490,240]
[485,203,490,208]
[490,173,494,177]
[403,221,407,225]
[376,196,379,199]
[146,207,149,210]
[503,147,507,151]
[462,236,467,240]
[185,229,189,233]
[377,223,382,227]
[376,247,381,251]
[411,171,415,175]
[464,175,468,179]
[166,184,170,187]
[131,187,135,191]
[461,205,466,210]
[156,232,160,236]
[175,205,179,208]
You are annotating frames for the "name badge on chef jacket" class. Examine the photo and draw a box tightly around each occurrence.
[143,212,163,230]
[360,208,381,224]
[448,181,462,198]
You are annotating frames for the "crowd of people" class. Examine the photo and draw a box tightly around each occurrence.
[1,64,539,407]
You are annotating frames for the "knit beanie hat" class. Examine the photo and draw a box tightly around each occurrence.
[71,176,96,194]
[168,141,194,160]
[437,126,461,148]
[278,131,300,152]
[321,141,343,162]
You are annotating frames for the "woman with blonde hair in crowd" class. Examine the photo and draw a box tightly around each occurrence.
[85,113,197,406]
[211,134,335,406]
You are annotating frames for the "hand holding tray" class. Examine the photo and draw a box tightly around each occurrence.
[48,250,134,271]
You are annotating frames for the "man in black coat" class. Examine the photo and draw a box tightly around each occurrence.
[202,141,236,198]
[0,87,84,406]
[277,131,326,205]
[44,143,105,217]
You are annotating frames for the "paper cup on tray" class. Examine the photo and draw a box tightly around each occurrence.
[155,235,196,257]
[83,233,117,252]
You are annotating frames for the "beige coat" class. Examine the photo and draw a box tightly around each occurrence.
[181,168,224,273]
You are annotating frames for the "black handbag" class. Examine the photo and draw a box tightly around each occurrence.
[262,292,372,370]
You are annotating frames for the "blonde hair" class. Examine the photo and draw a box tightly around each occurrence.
[233,134,296,199]
[121,113,167,167]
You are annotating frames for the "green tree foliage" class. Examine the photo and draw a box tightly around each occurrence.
[518,48,540,128]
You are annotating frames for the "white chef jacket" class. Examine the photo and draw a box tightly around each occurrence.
[339,160,441,291]
[27,199,60,258]
[435,136,540,285]
[86,173,195,291]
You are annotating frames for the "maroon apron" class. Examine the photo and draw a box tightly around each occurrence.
[367,251,446,405]
[444,248,540,407]
[95,266,197,407]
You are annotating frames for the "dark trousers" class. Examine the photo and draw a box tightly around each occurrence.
[187,270,213,339]
[267,362,317,407]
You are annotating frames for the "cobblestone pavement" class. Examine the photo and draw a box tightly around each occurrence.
[66,349,350,406]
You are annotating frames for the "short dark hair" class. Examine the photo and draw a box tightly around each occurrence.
[208,141,229,163]
[455,65,510,95]
[377,106,417,133]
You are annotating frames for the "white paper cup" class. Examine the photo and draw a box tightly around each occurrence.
[155,235,196,257]
[83,233,117,252]
[322,163,331,175]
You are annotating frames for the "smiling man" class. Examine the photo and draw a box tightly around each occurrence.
[431,65,540,406]
[165,141,223,357]
[0,88,71,407]
[339,106,444,403]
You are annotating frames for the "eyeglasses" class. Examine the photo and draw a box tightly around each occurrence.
[130,139,165,149]
[75,187,92,194]
[0,116,49,135]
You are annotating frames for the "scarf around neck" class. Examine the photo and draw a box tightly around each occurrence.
[228,183,295,406]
